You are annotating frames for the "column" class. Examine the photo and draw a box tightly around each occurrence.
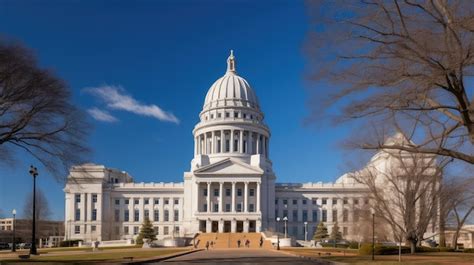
[244,182,249,212]
[97,193,102,221]
[207,182,211,213]
[204,133,208,154]
[219,182,223,212]
[266,138,269,158]
[262,137,266,157]
[230,129,234,152]
[256,134,260,154]
[249,133,253,154]
[256,182,261,212]
[211,131,215,154]
[240,130,244,153]
[194,136,197,156]
[220,130,225,153]
[195,181,200,212]
[231,182,236,212]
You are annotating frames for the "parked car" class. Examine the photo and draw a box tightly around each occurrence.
[0,242,10,250]
[19,243,31,249]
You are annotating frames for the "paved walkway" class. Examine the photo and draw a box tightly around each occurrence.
[151,249,333,264]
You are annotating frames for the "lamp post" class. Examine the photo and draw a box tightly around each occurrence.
[11,209,16,252]
[29,165,38,255]
[372,212,375,261]
[304,221,308,242]
[276,217,280,250]
[283,216,288,238]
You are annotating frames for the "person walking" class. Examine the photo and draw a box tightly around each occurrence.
[246,239,250,248]
[237,239,241,248]
[259,237,263,248]
[206,241,209,251]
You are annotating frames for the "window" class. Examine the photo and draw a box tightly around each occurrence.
[343,227,348,236]
[275,199,278,205]
[312,198,317,205]
[302,210,308,221]
[92,209,97,221]
[115,199,120,205]
[174,199,179,205]
[213,204,219,212]
[283,199,288,205]
[214,189,219,196]
[150,209,158,221]
[203,189,208,196]
[144,198,149,205]
[164,226,169,235]
[145,210,150,220]
[75,194,81,203]
[154,198,160,205]
[217,113,221,118]
[243,113,247,119]
[343,209,348,222]
[293,199,297,205]
[164,210,169,222]
[203,204,207,212]
[175,226,180,235]
[225,204,231,212]
[225,139,230,152]
[115,209,120,222]
[124,210,129,221]
[322,210,327,222]
[302,199,307,205]
[124,226,129,235]
[249,204,254,212]
[243,140,247,153]
[292,210,298,221]
[174,210,179,221]
[225,112,230,118]
[154,227,159,235]
[134,210,139,222]
[237,188,242,196]
[343,198,348,205]
[236,203,242,212]
[250,115,253,119]
[125,199,129,205]
[92,194,97,203]
[226,189,231,196]
[217,140,221,152]
[91,225,96,232]
[211,114,214,119]
[283,210,288,218]
[134,199,139,205]
[332,210,338,222]
[249,189,255,196]
[354,210,360,222]
[332,198,337,205]
[322,198,327,205]
[74,226,80,234]
[234,139,238,152]
[75,209,80,221]
[364,198,369,205]
[134,226,139,235]
[164,199,169,205]
[234,112,238,118]
[312,210,317,222]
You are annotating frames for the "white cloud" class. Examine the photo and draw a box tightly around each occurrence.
[84,85,179,124]
[87,107,118,123]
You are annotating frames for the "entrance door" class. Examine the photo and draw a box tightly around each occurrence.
[224,221,231,232]
[212,221,219,232]
[249,220,256,232]
[199,220,206,233]
[236,221,244,232]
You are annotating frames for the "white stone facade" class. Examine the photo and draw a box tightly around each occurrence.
[65,52,426,243]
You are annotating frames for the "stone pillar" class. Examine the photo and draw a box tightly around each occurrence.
[244,220,249,233]
[204,133,208,154]
[231,182,236,212]
[230,129,234,152]
[194,136,197,156]
[244,182,249,213]
[256,134,260,154]
[263,137,266,157]
[218,220,224,233]
[231,219,237,233]
[211,131,215,154]
[207,182,211,213]
[220,130,225,153]
[206,219,212,233]
[195,182,200,213]
[97,193,102,222]
[256,182,261,213]
[249,133,253,154]
[219,182,223,212]
[240,130,244,153]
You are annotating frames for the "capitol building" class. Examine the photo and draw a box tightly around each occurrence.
[64,52,401,243]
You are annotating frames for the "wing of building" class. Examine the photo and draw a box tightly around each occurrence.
[63,52,439,244]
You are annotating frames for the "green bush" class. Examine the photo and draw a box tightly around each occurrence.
[348,241,359,249]
[321,242,349,248]
[59,239,83,247]
[359,244,411,255]
[416,246,439,252]
[463,248,474,253]
[438,247,455,252]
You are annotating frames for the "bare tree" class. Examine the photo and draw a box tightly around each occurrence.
[305,0,474,164]
[22,188,53,239]
[352,147,446,253]
[0,40,90,180]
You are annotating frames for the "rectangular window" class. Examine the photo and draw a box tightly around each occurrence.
[283,199,288,205]
[354,210,360,222]
[322,198,327,205]
[302,199,307,205]
[249,189,255,197]
[312,210,317,222]
[364,198,369,205]
[134,226,139,235]
[343,198,348,205]
[332,210,338,222]
[124,226,129,235]
[203,204,207,212]
[293,199,297,205]
[214,189,219,196]
[92,209,97,221]
[225,204,231,212]
[164,226,169,235]
[354,198,359,205]
[322,210,327,222]
[226,112,230,118]
[234,139,238,151]
[226,189,231,196]
[203,189,208,196]
[234,112,238,118]
[302,210,308,222]
[225,139,230,152]
[75,209,80,221]
[236,203,242,212]
[154,198,160,205]
[275,199,278,205]
[312,198,317,205]
[144,198,149,205]
[164,210,169,222]
[92,194,97,203]
[154,226,159,235]
[217,140,221,152]
[343,227,348,236]
[249,204,254,212]
[115,199,120,205]
[134,199,139,205]
[174,199,179,205]
[134,210,139,222]
[213,204,219,212]
[124,210,129,221]
[91,225,96,232]
[174,210,179,221]
[154,210,159,221]
[243,113,247,119]
[115,209,120,222]
[292,210,298,221]
[75,194,81,203]
[74,225,80,234]
[237,189,242,196]
[243,140,247,153]
[125,199,129,205]
[175,226,180,235]
[145,210,149,220]
[164,199,169,205]
[332,199,337,205]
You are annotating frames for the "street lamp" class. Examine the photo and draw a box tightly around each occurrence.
[283,216,288,238]
[29,165,38,255]
[11,209,16,252]
[372,212,375,261]
[276,217,280,250]
[304,221,308,242]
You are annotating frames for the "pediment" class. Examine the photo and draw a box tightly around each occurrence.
[194,158,263,176]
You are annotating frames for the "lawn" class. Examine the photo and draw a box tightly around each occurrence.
[281,248,474,265]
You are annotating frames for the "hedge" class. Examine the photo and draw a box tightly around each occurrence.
[59,239,83,247]
[463,248,474,253]
[359,244,458,255]
[321,243,349,248]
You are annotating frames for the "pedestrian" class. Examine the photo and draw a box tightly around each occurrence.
[237,239,241,248]
[210,241,214,248]
[246,239,250,248]
[259,237,263,248]
[206,241,209,251]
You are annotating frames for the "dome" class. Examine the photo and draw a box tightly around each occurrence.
[203,51,260,111]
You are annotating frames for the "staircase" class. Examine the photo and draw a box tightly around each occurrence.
[194,233,273,249]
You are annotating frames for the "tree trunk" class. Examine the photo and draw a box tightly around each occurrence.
[439,207,446,247]
[410,240,416,254]
[452,230,460,250]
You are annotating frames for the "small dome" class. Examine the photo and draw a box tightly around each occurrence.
[203,51,260,111]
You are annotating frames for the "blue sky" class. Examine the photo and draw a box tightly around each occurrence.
[0,0,355,220]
